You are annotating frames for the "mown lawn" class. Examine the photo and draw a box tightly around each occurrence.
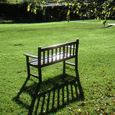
[0,20,115,115]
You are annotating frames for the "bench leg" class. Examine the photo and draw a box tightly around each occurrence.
[63,60,66,78]
[27,65,30,79]
[38,67,42,83]
[26,56,30,79]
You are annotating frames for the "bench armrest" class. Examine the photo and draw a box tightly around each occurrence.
[24,53,38,58]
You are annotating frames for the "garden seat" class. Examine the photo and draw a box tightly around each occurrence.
[24,40,79,83]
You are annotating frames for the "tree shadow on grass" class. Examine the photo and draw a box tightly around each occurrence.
[13,74,84,115]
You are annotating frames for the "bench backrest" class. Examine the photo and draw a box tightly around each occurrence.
[38,40,79,67]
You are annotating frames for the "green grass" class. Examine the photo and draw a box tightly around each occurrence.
[0,20,115,115]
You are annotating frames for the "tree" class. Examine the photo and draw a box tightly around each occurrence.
[66,0,115,26]
[27,0,46,14]
[26,0,115,24]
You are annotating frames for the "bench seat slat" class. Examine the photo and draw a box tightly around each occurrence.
[29,52,74,67]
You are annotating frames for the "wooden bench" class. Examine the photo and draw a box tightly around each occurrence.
[24,39,79,83]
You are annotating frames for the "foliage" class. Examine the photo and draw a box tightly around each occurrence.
[27,0,46,14]
[97,0,115,26]
[26,0,115,25]
[67,0,115,26]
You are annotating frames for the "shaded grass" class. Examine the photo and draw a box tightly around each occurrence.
[0,20,115,114]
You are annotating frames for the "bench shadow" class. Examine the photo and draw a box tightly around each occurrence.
[13,74,84,115]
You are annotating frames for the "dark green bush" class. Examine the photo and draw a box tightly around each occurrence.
[0,0,115,23]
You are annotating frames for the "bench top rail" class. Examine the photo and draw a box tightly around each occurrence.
[41,41,77,51]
